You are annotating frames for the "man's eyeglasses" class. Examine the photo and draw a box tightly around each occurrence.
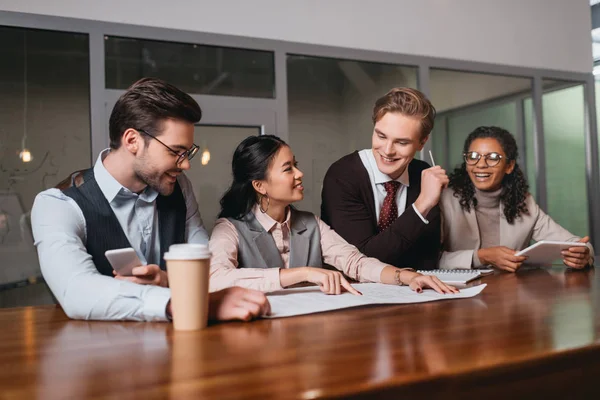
[463,151,505,167]
[137,129,199,166]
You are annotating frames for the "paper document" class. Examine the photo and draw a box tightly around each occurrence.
[266,283,487,318]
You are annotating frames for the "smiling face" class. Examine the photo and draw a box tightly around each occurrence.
[371,112,427,180]
[466,138,515,192]
[254,145,304,208]
[132,118,195,196]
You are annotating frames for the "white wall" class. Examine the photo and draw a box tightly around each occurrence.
[0,0,593,73]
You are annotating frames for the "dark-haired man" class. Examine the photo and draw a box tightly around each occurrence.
[32,78,270,322]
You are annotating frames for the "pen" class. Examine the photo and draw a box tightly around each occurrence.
[428,150,436,166]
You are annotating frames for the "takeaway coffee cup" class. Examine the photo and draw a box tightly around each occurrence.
[164,244,211,331]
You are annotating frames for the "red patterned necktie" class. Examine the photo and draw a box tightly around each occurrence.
[377,181,401,232]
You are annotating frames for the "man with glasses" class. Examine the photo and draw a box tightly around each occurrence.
[31,78,270,322]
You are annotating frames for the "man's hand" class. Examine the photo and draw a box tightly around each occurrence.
[208,287,271,322]
[562,236,592,269]
[413,166,449,217]
[114,264,169,287]
[478,247,527,272]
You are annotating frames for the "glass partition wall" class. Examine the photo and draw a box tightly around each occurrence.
[0,11,597,307]
[429,69,532,173]
[0,26,90,306]
[287,55,417,212]
[540,81,589,237]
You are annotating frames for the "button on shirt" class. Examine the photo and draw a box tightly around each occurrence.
[31,149,209,322]
[256,207,292,268]
[358,149,428,224]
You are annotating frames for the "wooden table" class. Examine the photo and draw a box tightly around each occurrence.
[2,267,600,399]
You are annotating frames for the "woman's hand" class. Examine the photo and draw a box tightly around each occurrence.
[478,246,527,272]
[562,236,592,269]
[399,270,459,294]
[279,267,361,295]
[304,267,362,295]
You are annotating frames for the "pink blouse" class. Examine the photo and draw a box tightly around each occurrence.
[208,205,388,292]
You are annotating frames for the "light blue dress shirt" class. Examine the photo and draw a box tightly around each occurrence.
[31,149,209,322]
[358,149,428,224]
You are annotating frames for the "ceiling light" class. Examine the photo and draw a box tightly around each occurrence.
[201,148,210,166]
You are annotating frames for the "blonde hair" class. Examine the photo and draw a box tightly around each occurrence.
[372,87,436,138]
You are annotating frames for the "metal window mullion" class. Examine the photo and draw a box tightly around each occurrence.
[418,64,432,161]
[89,29,107,163]
[532,76,547,211]
[583,77,600,248]
[515,98,527,177]
[273,48,289,141]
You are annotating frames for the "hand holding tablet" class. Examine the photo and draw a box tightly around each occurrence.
[515,239,590,267]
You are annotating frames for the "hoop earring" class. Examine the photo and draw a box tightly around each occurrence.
[259,194,270,213]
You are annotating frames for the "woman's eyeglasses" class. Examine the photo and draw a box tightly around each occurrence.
[463,151,504,167]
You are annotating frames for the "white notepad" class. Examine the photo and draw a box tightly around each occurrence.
[416,269,494,284]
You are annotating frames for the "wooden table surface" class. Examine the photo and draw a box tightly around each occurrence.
[1,267,600,399]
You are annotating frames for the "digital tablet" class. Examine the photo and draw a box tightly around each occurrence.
[515,240,587,265]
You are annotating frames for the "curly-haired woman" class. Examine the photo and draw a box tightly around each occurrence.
[439,126,594,272]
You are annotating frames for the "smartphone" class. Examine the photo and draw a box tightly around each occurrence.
[104,248,143,276]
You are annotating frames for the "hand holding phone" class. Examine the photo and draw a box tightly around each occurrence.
[105,248,143,276]
[105,248,168,287]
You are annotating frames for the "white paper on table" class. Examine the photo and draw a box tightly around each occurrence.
[265,283,487,318]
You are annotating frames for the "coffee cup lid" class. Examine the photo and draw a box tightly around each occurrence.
[163,243,211,260]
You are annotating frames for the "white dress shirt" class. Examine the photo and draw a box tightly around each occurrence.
[31,149,208,322]
[358,149,428,224]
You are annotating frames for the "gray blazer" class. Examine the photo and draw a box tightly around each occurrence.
[227,208,323,269]
[439,188,594,269]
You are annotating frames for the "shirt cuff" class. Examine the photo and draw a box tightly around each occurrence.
[411,203,429,224]
[472,249,483,268]
[267,268,284,291]
[585,243,594,266]
[357,259,387,283]
[142,287,172,322]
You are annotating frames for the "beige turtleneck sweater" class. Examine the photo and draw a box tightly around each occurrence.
[472,187,502,267]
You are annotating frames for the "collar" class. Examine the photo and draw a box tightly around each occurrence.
[474,187,502,209]
[364,148,410,187]
[252,204,291,233]
[93,148,159,204]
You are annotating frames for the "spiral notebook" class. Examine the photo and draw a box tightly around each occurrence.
[416,269,494,284]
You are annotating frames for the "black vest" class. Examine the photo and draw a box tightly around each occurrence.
[61,168,186,276]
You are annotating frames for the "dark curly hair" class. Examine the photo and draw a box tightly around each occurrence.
[448,126,529,224]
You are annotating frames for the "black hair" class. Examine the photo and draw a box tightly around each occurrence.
[219,135,288,219]
[448,126,529,223]
[108,77,202,149]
